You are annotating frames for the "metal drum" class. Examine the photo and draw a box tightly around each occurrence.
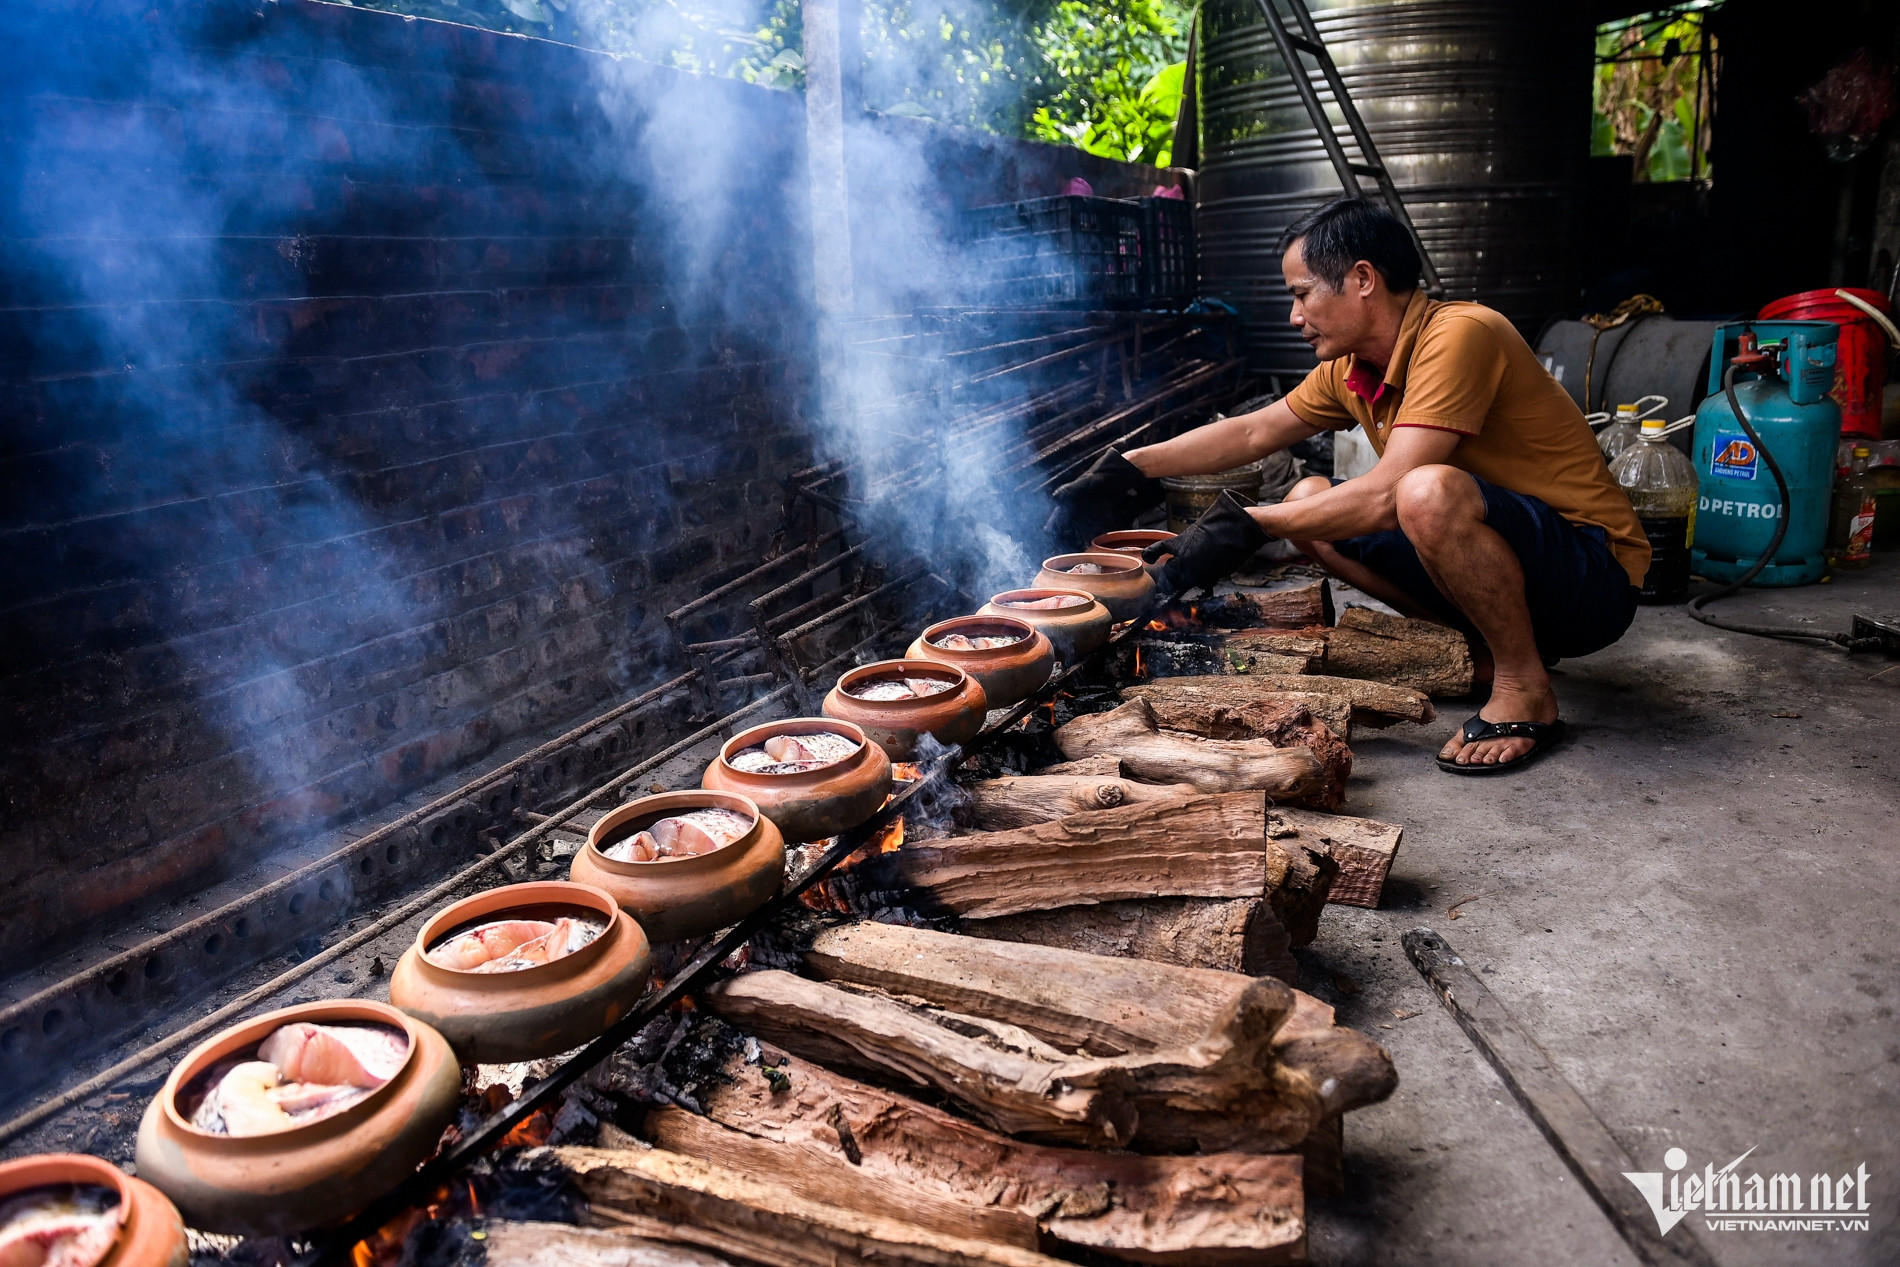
[1197,0,1591,378]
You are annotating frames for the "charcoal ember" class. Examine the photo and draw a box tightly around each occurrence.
[746,905,848,971]
[1123,632,1232,679]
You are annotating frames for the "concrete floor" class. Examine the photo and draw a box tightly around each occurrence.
[1300,562,1900,1266]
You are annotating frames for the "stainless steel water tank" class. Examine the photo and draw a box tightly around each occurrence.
[1197,0,1592,379]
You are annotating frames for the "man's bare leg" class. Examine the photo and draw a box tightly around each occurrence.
[1280,476,1443,621]
[1387,466,1555,765]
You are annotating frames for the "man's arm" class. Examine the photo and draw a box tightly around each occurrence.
[1251,425,1464,541]
[1124,397,1322,478]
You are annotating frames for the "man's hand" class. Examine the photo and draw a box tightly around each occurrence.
[1044,449,1159,544]
[1143,492,1271,598]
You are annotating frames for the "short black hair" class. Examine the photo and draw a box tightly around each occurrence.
[1277,198,1422,295]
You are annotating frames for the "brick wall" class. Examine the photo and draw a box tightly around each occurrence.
[0,0,816,960]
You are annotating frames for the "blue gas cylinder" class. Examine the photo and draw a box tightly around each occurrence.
[1690,321,1841,586]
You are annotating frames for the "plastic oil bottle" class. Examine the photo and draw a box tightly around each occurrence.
[1610,416,1699,602]
[1599,403,1642,463]
[1827,445,1877,568]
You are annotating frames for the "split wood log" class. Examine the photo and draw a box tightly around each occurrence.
[953,774,1199,831]
[1195,579,1332,630]
[1132,674,1434,727]
[1270,806,1404,909]
[1054,698,1341,809]
[703,970,1139,1147]
[831,792,1324,922]
[560,1147,1068,1267]
[800,923,1397,1126]
[483,1222,737,1267]
[1218,631,1329,671]
[1320,607,1474,697]
[648,1053,1307,1265]
[965,896,1299,982]
[1128,682,1352,739]
[1032,754,1123,777]
[1128,636,1315,679]
[1104,695,1353,806]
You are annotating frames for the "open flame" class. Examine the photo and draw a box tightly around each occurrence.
[1133,643,1145,678]
[871,815,905,853]
[501,1105,556,1148]
[892,762,924,782]
[1146,603,1201,632]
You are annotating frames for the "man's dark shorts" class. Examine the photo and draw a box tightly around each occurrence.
[1329,473,1638,660]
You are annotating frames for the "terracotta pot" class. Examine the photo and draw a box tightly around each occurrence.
[1033,552,1157,622]
[979,589,1113,663]
[1090,529,1177,556]
[388,881,651,1062]
[699,721,891,844]
[572,791,789,939]
[904,616,1056,708]
[0,1153,186,1267]
[134,1001,460,1236]
[820,660,987,761]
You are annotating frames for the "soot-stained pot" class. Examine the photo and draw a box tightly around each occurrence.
[572,791,788,941]
[1090,529,1177,556]
[134,1000,459,1236]
[821,660,987,761]
[700,721,892,844]
[0,1153,187,1267]
[1033,552,1157,623]
[979,589,1113,663]
[904,616,1056,708]
[388,881,651,1062]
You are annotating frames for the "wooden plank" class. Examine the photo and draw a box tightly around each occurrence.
[1270,807,1403,909]
[1402,928,1721,1267]
[966,895,1299,981]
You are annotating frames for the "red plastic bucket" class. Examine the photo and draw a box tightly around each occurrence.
[1759,287,1891,439]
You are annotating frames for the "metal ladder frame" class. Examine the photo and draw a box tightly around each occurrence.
[1250,0,1445,297]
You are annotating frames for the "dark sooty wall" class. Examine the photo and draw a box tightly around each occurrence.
[0,0,816,959]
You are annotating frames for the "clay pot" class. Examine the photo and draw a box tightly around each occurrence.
[1090,529,1177,556]
[0,1153,187,1267]
[572,791,789,940]
[820,660,987,761]
[979,589,1113,663]
[904,616,1056,708]
[134,1000,460,1236]
[700,722,892,844]
[1033,552,1157,623]
[388,881,651,1063]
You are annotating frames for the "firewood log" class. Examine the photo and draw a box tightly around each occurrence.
[799,923,1397,1123]
[1219,631,1329,670]
[831,792,1299,920]
[1131,674,1434,727]
[1106,695,1353,808]
[965,896,1299,982]
[703,970,1140,1147]
[1270,806,1404,910]
[483,1222,737,1267]
[1128,682,1353,739]
[1054,698,1341,808]
[953,774,1198,830]
[560,1147,1068,1267]
[647,1054,1308,1265]
[1031,755,1123,777]
[1319,607,1474,697]
[1194,578,1333,630]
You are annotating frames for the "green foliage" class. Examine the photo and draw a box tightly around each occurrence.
[1025,0,1186,164]
[1592,4,1718,183]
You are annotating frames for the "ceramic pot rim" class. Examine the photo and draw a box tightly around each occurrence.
[833,659,970,710]
[160,999,423,1145]
[711,719,876,786]
[1090,530,1177,550]
[585,789,773,874]
[915,615,1038,658]
[411,880,622,983]
[1040,551,1144,576]
[985,587,1107,613]
[0,1153,133,1235]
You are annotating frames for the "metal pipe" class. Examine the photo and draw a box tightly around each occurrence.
[776,567,930,645]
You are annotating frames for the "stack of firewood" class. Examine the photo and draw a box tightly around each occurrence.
[482,579,1476,1267]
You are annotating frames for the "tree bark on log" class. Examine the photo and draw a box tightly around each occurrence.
[1195,579,1333,630]
[561,1147,1070,1267]
[965,897,1299,982]
[800,923,1397,1124]
[1130,674,1434,727]
[953,775,1199,831]
[483,1222,737,1267]
[1032,755,1124,777]
[648,1052,1308,1266]
[1054,698,1342,809]
[703,970,1138,1147]
[1319,607,1474,697]
[1270,806,1404,910]
[1127,683,1352,739]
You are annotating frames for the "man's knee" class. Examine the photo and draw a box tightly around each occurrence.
[1394,465,1482,542]
[1282,474,1333,504]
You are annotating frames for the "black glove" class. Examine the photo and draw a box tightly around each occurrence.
[1044,449,1160,544]
[1142,491,1270,598]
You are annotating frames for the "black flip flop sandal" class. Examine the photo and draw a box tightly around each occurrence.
[1435,715,1568,776]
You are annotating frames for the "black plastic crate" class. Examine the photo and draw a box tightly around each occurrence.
[963,195,1145,309]
[1140,195,1195,307]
